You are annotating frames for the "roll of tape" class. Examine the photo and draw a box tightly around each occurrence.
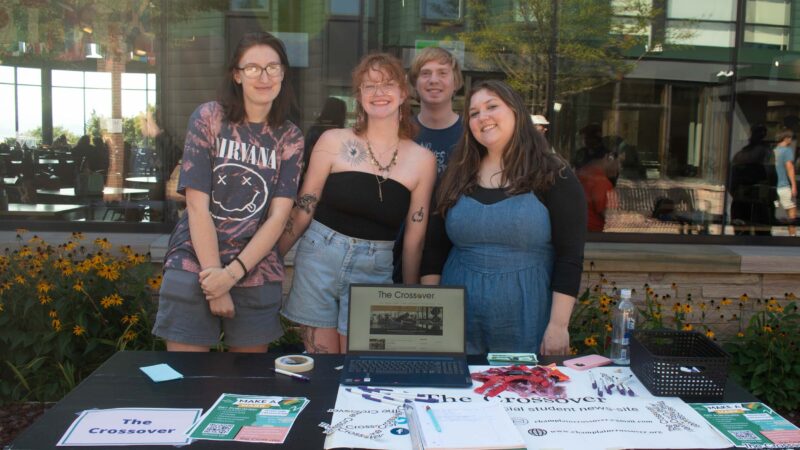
[275,355,314,373]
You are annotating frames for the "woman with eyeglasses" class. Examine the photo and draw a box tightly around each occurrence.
[153,32,304,353]
[279,53,437,354]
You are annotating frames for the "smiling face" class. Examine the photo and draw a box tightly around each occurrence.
[233,44,283,117]
[416,60,456,106]
[359,68,406,121]
[468,88,516,153]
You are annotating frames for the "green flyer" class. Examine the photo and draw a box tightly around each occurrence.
[690,402,800,449]
[189,393,309,444]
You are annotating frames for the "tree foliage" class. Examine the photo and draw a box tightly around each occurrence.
[456,0,657,110]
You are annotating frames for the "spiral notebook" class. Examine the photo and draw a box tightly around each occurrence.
[405,402,526,450]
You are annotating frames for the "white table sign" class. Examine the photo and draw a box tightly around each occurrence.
[57,407,201,446]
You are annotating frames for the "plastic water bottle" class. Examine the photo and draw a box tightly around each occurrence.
[610,289,636,365]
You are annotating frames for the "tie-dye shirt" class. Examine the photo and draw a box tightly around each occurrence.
[163,101,304,286]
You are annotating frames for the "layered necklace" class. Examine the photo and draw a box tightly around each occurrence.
[366,139,399,202]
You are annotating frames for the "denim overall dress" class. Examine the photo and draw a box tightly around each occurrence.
[441,192,554,354]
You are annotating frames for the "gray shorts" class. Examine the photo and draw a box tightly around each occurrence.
[153,269,283,347]
[281,220,394,335]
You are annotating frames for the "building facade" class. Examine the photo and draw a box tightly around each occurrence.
[0,0,798,243]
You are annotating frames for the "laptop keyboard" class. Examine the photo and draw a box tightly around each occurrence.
[349,358,463,375]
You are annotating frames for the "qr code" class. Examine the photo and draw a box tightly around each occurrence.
[203,423,234,435]
[730,430,760,441]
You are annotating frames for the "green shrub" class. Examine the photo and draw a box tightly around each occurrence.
[723,297,800,412]
[0,230,163,403]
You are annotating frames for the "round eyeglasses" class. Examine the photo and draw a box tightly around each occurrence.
[238,63,284,79]
[360,81,399,96]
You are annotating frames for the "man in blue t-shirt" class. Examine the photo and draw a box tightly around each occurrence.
[774,128,797,236]
[393,47,464,283]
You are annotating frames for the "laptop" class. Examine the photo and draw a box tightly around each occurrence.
[341,284,473,388]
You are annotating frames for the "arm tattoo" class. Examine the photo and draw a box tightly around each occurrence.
[411,207,424,222]
[295,193,319,214]
[284,215,295,236]
[341,139,367,166]
[300,325,331,354]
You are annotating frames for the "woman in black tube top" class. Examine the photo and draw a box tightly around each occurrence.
[278,53,437,354]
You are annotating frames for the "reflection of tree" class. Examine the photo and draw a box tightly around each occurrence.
[456,0,658,111]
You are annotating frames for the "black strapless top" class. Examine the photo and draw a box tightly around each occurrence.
[314,171,411,240]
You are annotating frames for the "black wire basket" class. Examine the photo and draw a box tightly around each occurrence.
[630,330,731,400]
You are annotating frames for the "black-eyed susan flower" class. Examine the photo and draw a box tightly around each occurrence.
[763,325,773,333]
[94,238,112,250]
[683,304,693,314]
[721,297,732,306]
[52,319,62,331]
[97,264,120,281]
[584,336,598,347]
[682,324,693,331]
[73,325,86,336]
[737,331,745,338]
[705,329,715,339]
[740,294,749,302]
[38,295,53,305]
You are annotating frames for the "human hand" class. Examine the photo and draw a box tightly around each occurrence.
[208,292,235,318]
[539,323,570,356]
[199,267,236,300]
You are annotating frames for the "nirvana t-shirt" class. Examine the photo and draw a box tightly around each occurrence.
[163,101,304,286]
[414,115,463,176]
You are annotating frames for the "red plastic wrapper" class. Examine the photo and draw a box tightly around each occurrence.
[471,364,570,398]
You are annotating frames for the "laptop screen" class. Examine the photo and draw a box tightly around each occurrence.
[348,284,465,353]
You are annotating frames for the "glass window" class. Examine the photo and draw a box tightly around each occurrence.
[52,87,85,137]
[122,73,147,90]
[16,67,41,86]
[0,65,14,83]
[329,0,359,16]
[0,85,15,139]
[85,72,112,89]
[421,0,461,20]
[52,70,83,88]
[16,85,42,137]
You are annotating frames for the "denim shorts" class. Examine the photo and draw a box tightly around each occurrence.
[282,220,394,335]
[153,269,283,347]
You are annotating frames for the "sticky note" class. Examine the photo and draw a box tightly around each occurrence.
[140,364,183,382]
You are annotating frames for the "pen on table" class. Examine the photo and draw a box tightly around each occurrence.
[273,367,310,382]
[352,387,439,402]
[426,405,442,433]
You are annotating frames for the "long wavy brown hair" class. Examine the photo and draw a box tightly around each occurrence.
[351,53,416,140]
[437,79,567,215]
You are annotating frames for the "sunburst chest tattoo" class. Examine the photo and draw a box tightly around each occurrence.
[411,207,424,222]
[296,193,319,214]
[341,139,367,166]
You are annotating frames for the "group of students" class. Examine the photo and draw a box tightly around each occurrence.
[152,32,587,357]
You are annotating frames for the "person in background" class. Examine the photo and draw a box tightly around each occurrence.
[427,80,586,355]
[303,97,347,176]
[531,114,549,135]
[730,124,775,236]
[577,146,616,233]
[395,46,464,284]
[152,31,304,352]
[774,128,797,237]
[279,53,436,354]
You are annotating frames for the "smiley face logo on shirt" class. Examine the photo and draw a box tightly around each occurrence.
[210,162,268,221]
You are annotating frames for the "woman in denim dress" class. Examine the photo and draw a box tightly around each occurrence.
[432,80,586,355]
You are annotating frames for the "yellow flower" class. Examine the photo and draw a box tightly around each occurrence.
[52,319,62,331]
[73,280,84,292]
[683,304,693,314]
[71,231,85,241]
[28,235,43,245]
[671,303,681,313]
[705,329,715,339]
[62,267,74,276]
[38,295,53,305]
[599,295,611,306]
[740,294,749,302]
[73,325,86,336]
[121,314,140,326]
[120,245,133,255]
[94,238,112,250]
[599,305,610,314]
[584,336,598,347]
[64,241,77,252]
[75,260,92,273]
[37,280,54,294]
[91,253,106,267]
[737,331,744,338]
[0,303,4,313]
[18,246,32,257]
[97,264,120,281]
[605,323,612,332]
[653,312,662,320]
[100,293,124,309]
[48,309,58,318]
[775,305,784,313]
[682,324,693,331]
[570,347,578,355]
[1,281,11,291]
[699,302,707,311]
[122,330,138,342]
[763,325,773,333]
[721,297,732,306]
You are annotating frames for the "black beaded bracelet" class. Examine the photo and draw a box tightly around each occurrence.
[233,256,248,276]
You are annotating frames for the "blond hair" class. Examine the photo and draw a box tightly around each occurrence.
[408,47,463,92]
